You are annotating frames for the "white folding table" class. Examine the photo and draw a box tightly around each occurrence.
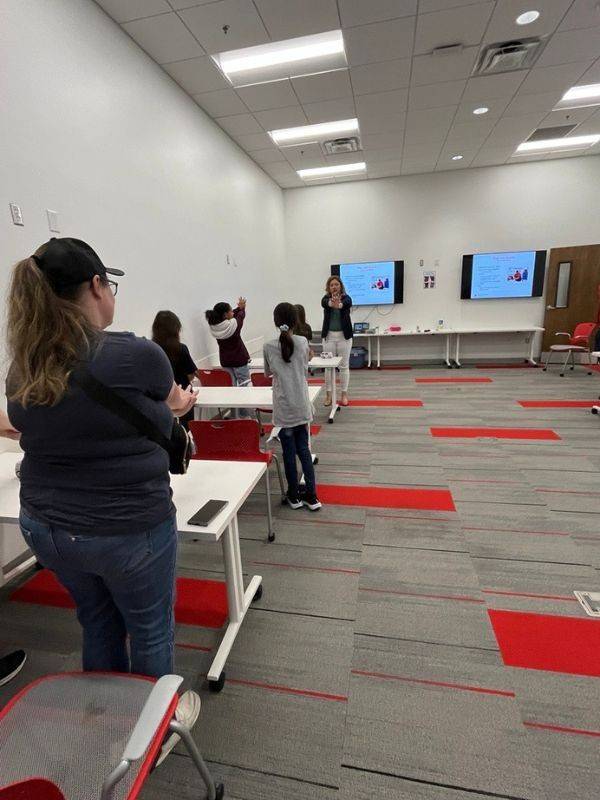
[354,330,454,368]
[249,356,342,422]
[452,326,544,367]
[0,452,266,693]
[195,385,322,418]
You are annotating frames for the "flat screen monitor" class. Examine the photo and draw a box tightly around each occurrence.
[461,250,546,300]
[331,260,404,306]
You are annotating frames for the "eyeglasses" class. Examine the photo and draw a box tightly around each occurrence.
[107,280,118,296]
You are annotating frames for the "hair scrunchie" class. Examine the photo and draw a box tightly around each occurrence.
[279,324,289,332]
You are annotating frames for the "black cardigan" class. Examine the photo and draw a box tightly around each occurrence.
[321,294,353,340]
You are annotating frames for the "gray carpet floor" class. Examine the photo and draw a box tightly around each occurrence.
[2,363,600,799]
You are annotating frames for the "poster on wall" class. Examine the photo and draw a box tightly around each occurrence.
[423,271,436,289]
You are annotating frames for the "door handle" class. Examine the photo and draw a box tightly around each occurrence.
[546,305,556,310]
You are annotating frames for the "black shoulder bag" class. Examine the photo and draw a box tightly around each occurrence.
[72,370,194,475]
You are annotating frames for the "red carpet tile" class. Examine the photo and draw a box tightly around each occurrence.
[518,400,598,408]
[307,378,325,385]
[263,423,322,435]
[416,377,492,383]
[347,399,423,407]
[11,570,228,629]
[317,483,456,512]
[476,363,538,369]
[431,426,560,441]
[489,609,600,677]
[378,365,412,370]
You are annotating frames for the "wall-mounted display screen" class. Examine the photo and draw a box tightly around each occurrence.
[461,250,546,300]
[331,260,404,306]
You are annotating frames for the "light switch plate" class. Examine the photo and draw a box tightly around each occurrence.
[46,209,60,233]
[9,203,24,226]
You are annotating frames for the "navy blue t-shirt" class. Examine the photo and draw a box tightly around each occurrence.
[7,332,175,535]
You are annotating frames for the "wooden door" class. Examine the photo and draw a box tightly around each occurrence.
[542,245,600,352]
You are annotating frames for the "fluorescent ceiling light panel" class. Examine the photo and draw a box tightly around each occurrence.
[557,83,600,109]
[516,134,600,153]
[297,162,366,180]
[270,118,359,145]
[516,10,540,25]
[213,30,347,87]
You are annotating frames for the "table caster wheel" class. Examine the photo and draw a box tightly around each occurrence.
[253,584,263,601]
[268,530,275,542]
[208,672,226,693]
[592,407,598,415]
[215,784,225,800]
[328,417,333,424]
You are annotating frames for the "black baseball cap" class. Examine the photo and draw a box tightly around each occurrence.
[32,237,125,294]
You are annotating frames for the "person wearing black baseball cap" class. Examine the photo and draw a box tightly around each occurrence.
[5,239,197,698]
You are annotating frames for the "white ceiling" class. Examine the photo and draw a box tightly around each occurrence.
[95,0,600,187]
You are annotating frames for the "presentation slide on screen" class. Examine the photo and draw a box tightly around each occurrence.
[340,261,395,305]
[471,251,536,299]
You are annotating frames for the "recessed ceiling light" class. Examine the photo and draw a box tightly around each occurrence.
[473,107,489,115]
[516,10,540,25]
[270,118,359,145]
[297,162,366,180]
[451,155,463,160]
[559,83,600,106]
[515,134,600,153]
[213,30,346,87]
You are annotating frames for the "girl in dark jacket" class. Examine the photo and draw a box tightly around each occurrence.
[321,276,353,406]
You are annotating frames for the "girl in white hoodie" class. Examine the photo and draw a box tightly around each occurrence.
[205,297,251,391]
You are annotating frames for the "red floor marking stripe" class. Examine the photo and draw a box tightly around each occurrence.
[175,642,212,653]
[370,512,453,523]
[449,478,521,484]
[347,399,424,407]
[360,586,484,604]
[319,469,371,476]
[317,483,456,511]
[536,487,600,496]
[351,670,514,698]
[463,526,570,538]
[518,400,598,408]
[483,589,577,602]
[227,677,347,702]
[11,570,228,628]
[431,427,560,441]
[251,560,360,575]
[524,721,600,738]
[416,377,493,383]
[489,609,600,677]
[477,364,537,369]
[238,511,365,528]
[307,379,325,385]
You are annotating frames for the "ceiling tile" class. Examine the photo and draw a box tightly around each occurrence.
[278,176,306,187]
[471,146,514,166]
[405,104,456,133]
[408,80,466,110]
[574,106,600,133]
[169,1,219,8]
[355,89,408,116]
[194,88,248,115]
[231,131,274,149]
[462,72,527,102]
[292,70,353,103]
[536,26,600,68]
[363,147,404,162]
[95,0,171,23]
[262,161,300,177]
[344,17,415,66]
[436,152,476,170]
[361,132,404,149]
[540,105,598,127]
[419,0,491,10]
[403,127,450,146]
[252,148,287,163]
[350,58,411,95]
[236,80,298,111]
[122,13,204,64]
[579,57,600,84]
[401,160,437,174]
[358,110,406,133]
[414,3,494,55]
[303,97,357,122]
[485,112,546,145]
[339,0,416,28]
[517,62,592,95]
[484,0,573,44]
[163,56,229,93]
[325,152,370,165]
[334,173,368,182]
[366,163,403,177]
[282,143,327,167]
[253,105,308,130]
[216,112,263,135]
[445,119,496,146]
[402,142,442,159]
[504,90,563,116]
[410,47,479,86]
[253,0,340,39]
[559,0,600,31]
[453,97,510,122]
[179,0,269,54]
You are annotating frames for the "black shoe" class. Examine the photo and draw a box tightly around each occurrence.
[0,650,26,686]
[285,495,303,510]
[303,495,322,511]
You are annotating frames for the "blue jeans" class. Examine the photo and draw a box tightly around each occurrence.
[19,511,177,678]
[226,364,251,417]
[280,424,316,499]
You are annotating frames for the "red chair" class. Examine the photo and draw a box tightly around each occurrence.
[196,369,233,419]
[543,322,597,376]
[0,673,223,800]
[189,419,284,542]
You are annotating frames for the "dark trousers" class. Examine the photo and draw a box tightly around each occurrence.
[279,424,316,499]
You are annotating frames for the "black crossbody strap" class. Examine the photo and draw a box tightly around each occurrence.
[72,369,175,456]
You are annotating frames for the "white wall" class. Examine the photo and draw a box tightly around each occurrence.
[284,157,600,361]
[0,0,285,387]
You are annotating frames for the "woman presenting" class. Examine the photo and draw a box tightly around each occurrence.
[321,276,353,406]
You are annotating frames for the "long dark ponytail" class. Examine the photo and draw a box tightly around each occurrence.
[205,302,231,326]
[273,302,298,364]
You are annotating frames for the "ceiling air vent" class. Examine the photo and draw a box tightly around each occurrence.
[473,38,545,75]
[322,137,361,155]
[527,124,578,141]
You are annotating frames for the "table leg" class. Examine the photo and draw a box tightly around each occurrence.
[367,337,372,368]
[377,336,381,369]
[445,333,451,368]
[208,517,262,685]
[329,365,338,423]
[528,332,537,366]
[455,333,462,367]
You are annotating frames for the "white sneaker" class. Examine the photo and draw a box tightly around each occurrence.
[155,689,201,767]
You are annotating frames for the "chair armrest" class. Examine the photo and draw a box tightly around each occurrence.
[122,675,183,762]
[554,332,570,337]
